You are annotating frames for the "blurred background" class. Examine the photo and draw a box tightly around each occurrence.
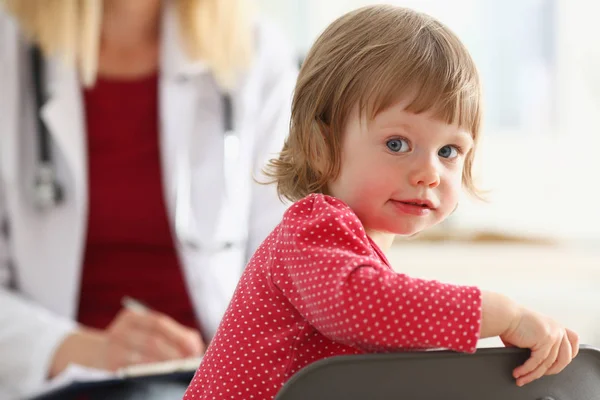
[6,2,598,397]
[258,0,600,347]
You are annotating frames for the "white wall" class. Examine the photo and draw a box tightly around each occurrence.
[454,133,600,242]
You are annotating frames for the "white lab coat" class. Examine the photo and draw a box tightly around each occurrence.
[0,4,296,398]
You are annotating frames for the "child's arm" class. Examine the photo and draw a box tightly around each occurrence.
[480,291,519,338]
[273,195,482,353]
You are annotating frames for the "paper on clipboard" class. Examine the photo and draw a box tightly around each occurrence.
[117,356,202,378]
[27,357,203,399]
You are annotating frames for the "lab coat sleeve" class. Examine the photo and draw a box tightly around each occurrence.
[0,291,77,399]
[0,11,77,399]
[245,21,297,259]
[0,179,77,400]
[0,8,14,289]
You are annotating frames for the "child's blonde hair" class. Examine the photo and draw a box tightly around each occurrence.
[264,5,483,202]
[0,0,253,89]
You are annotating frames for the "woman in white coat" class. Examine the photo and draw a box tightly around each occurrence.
[0,0,296,397]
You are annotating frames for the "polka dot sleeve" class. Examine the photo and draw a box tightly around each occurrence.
[271,194,482,353]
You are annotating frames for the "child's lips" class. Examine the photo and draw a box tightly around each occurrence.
[390,200,434,216]
[395,198,436,209]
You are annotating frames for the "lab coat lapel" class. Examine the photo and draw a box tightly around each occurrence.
[23,57,87,317]
[40,58,87,213]
[158,3,224,247]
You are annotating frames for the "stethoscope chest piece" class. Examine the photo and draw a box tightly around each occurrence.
[33,163,64,210]
[30,45,65,210]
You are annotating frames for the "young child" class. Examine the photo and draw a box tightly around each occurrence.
[184,5,579,399]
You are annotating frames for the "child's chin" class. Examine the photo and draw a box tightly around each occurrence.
[391,222,434,237]
[394,229,423,238]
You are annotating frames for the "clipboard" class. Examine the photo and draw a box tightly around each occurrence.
[28,357,201,400]
[29,371,194,400]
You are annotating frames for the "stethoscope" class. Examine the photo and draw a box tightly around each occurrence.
[31,46,65,210]
[30,46,239,250]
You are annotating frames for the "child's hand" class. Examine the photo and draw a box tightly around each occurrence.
[500,307,579,387]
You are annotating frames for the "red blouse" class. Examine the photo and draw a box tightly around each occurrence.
[77,72,199,332]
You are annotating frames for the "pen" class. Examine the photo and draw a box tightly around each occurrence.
[121,296,206,356]
[121,296,150,314]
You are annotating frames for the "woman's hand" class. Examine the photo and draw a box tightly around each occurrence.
[50,308,205,377]
[101,307,205,369]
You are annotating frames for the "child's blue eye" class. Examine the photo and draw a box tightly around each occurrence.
[439,145,461,159]
[386,138,409,153]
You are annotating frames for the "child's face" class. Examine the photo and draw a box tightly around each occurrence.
[328,99,473,239]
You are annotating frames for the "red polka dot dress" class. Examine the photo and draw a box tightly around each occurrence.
[184,194,482,399]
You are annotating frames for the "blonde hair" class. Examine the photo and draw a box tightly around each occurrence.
[264,5,483,202]
[0,0,253,88]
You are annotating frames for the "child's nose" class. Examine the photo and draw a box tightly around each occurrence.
[408,156,440,188]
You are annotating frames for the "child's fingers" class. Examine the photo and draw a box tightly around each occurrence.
[546,333,572,375]
[567,329,580,358]
[513,344,551,379]
[516,340,561,386]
